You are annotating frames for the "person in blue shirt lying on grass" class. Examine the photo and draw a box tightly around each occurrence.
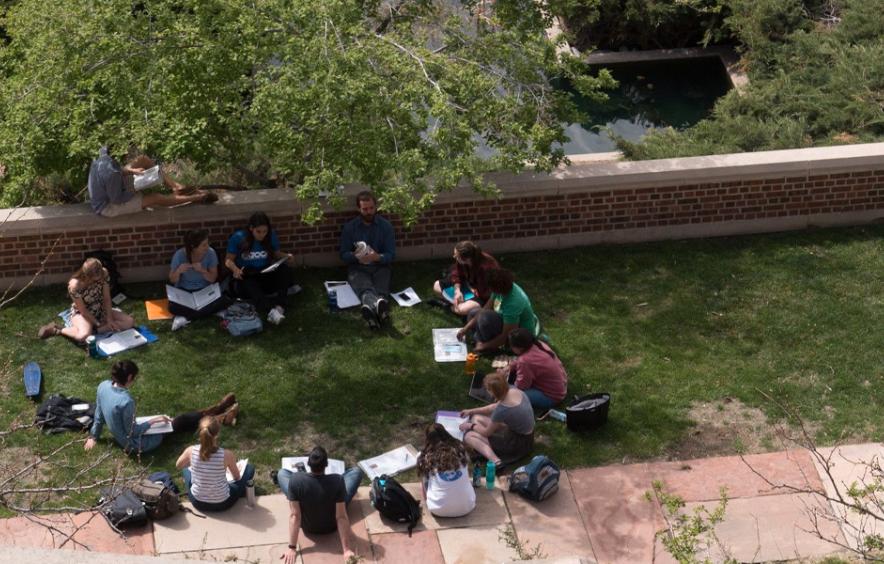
[224,212,295,326]
[84,360,239,455]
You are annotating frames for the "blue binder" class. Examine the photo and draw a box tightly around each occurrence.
[23,361,42,399]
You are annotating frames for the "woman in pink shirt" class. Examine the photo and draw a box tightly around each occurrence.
[507,328,568,410]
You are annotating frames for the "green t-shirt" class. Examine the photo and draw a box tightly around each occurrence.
[492,283,540,336]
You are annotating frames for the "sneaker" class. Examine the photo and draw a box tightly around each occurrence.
[267,306,285,325]
[361,304,380,330]
[287,284,302,296]
[376,298,390,324]
[219,403,239,426]
[171,316,190,332]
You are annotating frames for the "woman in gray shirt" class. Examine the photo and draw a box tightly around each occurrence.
[460,372,535,467]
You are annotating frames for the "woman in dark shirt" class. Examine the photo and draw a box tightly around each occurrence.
[432,240,499,316]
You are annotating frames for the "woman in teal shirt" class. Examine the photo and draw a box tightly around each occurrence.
[457,268,540,353]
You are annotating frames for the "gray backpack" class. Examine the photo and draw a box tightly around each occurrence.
[222,302,263,337]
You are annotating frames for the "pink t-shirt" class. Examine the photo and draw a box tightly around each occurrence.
[513,342,567,402]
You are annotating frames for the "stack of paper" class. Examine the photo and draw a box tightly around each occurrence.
[357,445,419,481]
[433,328,467,362]
[226,459,249,482]
[324,281,360,309]
[97,328,148,356]
[135,415,173,435]
[133,166,162,191]
[392,287,421,307]
[281,456,346,475]
[435,410,468,441]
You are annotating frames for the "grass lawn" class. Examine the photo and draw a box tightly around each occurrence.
[1,224,883,512]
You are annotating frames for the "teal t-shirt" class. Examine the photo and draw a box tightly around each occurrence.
[492,283,540,336]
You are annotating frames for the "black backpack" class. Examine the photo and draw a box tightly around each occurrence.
[369,475,421,537]
[34,394,94,434]
[99,487,148,528]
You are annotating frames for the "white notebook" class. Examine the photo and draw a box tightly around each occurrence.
[166,283,221,311]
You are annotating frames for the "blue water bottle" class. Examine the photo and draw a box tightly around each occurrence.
[485,460,496,490]
[472,463,483,487]
[548,409,567,422]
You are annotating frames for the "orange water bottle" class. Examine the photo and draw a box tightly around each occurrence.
[464,353,478,376]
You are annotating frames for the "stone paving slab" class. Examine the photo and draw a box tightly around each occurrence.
[568,463,662,564]
[504,472,597,562]
[175,543,295,563]
[650,449,824,502]
[370,529,445,564]
[672,492,845,562]
[0,511,154,555]
[153,493,289,553]
[436,524,520,564]
[355,483,509,534]
[814,442,884,552]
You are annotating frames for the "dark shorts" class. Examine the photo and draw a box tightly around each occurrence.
[489,430,534,465]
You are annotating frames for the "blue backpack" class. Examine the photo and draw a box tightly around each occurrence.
[222,302,263,337]
[508,455,560,502]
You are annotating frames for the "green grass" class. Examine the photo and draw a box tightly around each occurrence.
[2,224,884,512]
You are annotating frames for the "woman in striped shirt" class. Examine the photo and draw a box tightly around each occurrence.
[176,416,255,512]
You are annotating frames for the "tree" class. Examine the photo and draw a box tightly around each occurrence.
[0,0,612,223]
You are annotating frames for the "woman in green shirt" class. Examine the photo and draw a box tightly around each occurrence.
[457,268,539,353]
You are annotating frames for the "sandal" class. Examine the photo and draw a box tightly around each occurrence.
[37,323,60,339]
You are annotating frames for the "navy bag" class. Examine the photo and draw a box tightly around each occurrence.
[508,455,560,502]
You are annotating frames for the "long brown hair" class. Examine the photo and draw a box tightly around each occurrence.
[72,257,106,285]
[197,416,221,461]
[184,229,209,264]
[416,423,468,477]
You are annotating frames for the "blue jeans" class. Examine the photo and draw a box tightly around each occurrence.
[182,462,256,512]
[277,466,363,506]
[522,387,556,411]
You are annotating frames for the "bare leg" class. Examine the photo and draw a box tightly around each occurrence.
[463,430,499,463]
[160,170,189,193]
[452,299,481,316]
[432,280,444,298]
[60,314,93,343]
[142,192,213,209]
[108,309,135,331]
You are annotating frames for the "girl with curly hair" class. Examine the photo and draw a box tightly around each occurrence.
[416,423,476,518]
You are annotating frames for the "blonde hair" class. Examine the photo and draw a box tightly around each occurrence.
[197,416,221,461]
[484,372,509,401]
[73,257,106,284]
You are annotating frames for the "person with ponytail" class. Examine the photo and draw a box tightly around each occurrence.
[168,229,232,331]
[506,328,568,410]
[416,423,475,518]
[176,416,255,512]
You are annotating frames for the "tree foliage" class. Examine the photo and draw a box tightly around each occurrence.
[0,0,610,222]
[616,0,884,160]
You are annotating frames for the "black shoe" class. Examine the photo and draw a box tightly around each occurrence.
[270,470,279,486]
[376,298,390,324]
[361,304,380,330]
[426,298,449,309]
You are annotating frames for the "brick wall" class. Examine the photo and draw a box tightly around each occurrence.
[1,144,883,288]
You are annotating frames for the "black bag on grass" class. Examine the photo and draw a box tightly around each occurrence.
[370,475,421,537]
[34,394,94,434]
[565,393,610,431]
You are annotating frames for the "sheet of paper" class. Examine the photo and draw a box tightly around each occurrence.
[435,410,467,441]
[324,281,360,309]
[192,283,221,310]
[261,257,287,274]
[433,328,467,362]
[442,285,475,304]
[133,166,162,191]
[97,328,148,356]
[358,444,419,481]
[226,458,249,482]
[136,415,174,435]
[281,456,346,475]
[392,287,421,307]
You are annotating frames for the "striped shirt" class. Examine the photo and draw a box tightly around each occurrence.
[190,445,230,503]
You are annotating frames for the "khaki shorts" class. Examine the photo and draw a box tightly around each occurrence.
[99,192,143,218]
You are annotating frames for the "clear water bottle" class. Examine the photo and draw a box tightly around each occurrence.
[485,460,496,490]
[85,335,99,358]
[246,479,256,507]
[548,409,567,422]
[328,290,338,313]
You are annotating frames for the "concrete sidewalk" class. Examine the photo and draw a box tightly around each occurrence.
[4,443,880,563]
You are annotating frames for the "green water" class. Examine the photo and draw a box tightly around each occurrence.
[561,56,733,154]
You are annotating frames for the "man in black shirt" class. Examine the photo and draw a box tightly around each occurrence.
[276,446,364,563]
